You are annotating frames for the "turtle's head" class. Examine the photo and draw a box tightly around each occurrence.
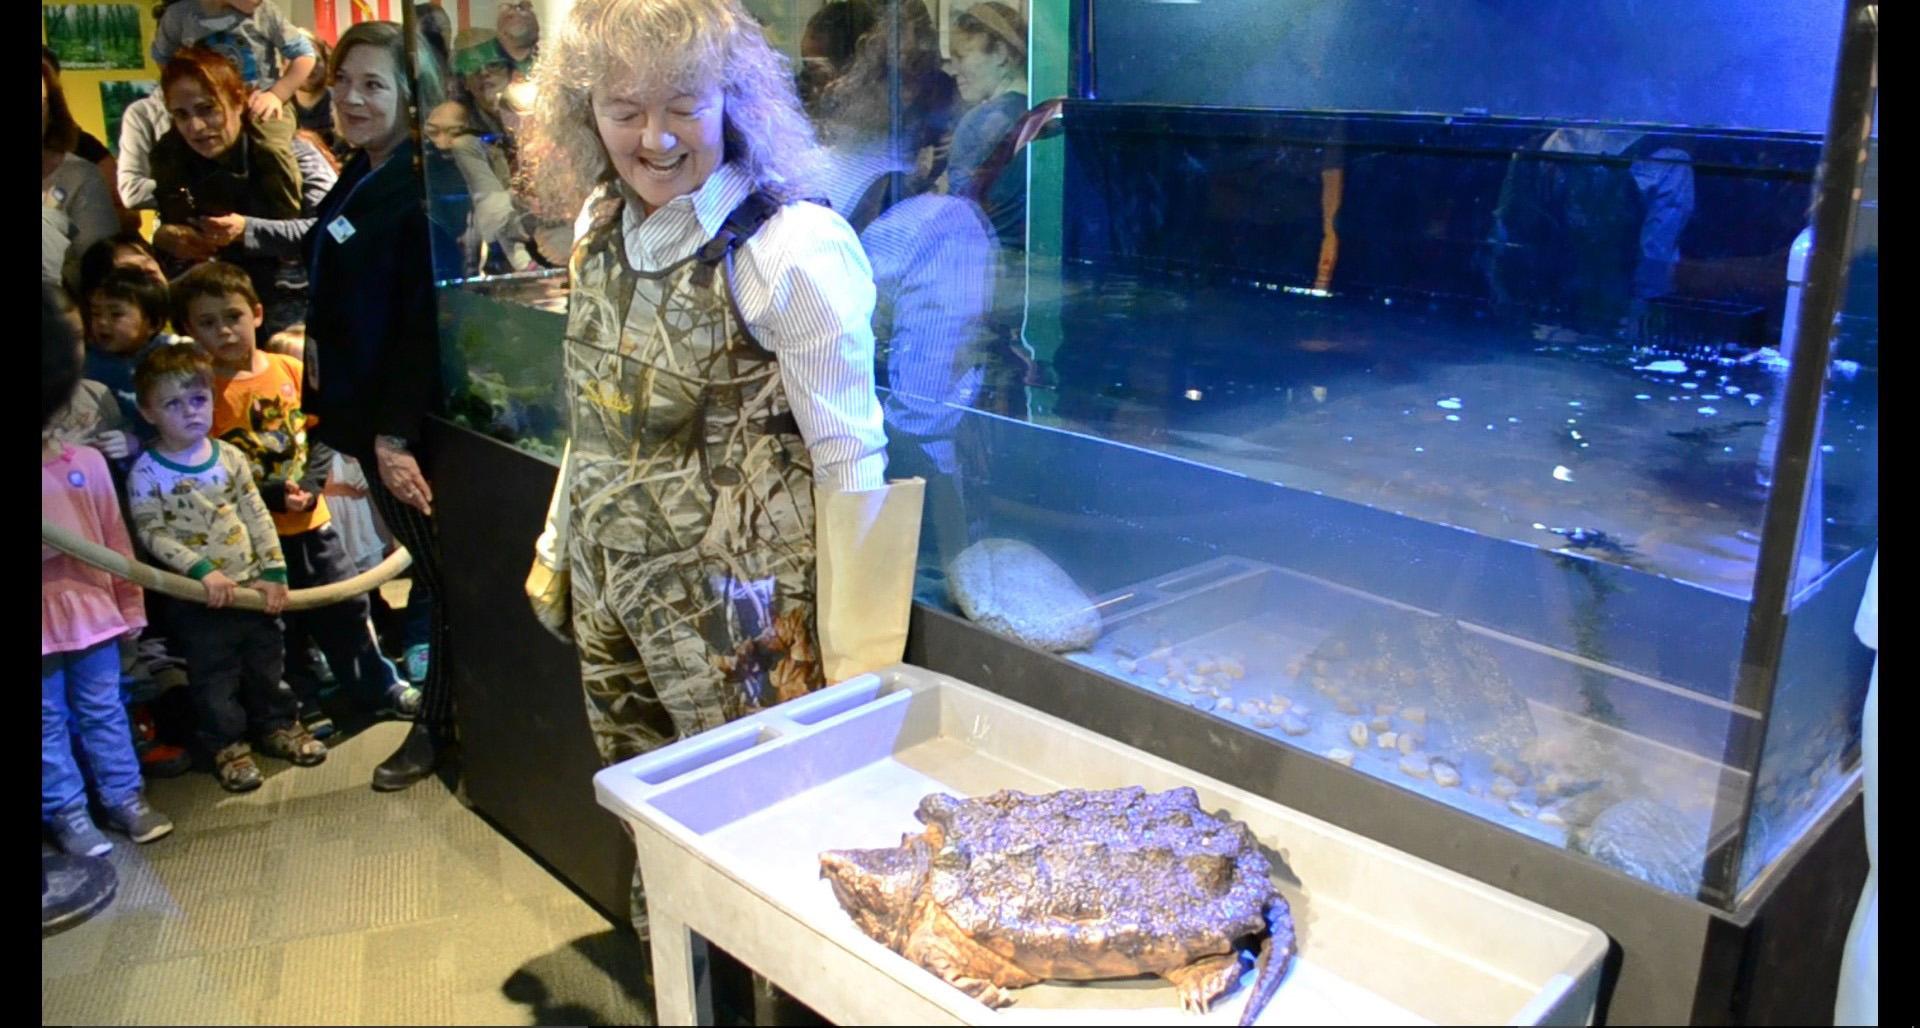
[820,835,933,943]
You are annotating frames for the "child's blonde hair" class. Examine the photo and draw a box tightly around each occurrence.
[264,325,306,360]
[522,0,820,219]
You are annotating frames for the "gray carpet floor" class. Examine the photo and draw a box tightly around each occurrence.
[40,719,656,1026]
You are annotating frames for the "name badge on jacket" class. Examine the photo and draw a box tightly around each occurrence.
[327,216,356,244]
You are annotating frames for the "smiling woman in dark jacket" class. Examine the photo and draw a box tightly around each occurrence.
[304,20,461,793]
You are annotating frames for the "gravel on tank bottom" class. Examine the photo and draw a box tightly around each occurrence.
[1071,619,1731,859]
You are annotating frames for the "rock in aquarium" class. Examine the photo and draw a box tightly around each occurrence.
[1571,798,1708,896]
[947,539,1102,652]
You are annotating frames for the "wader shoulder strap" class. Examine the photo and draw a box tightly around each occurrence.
[701,190,806,438]
[691,190,785,287]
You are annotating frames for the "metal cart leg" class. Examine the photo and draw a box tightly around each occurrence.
[650,916,714,1025]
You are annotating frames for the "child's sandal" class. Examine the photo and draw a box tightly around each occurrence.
[214,743,264,792]
[260,724,328,767]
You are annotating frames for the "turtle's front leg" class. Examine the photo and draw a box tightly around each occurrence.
[900,906,1039,1009]
[951,976,1012,1008]
[1162,952,1245,1013]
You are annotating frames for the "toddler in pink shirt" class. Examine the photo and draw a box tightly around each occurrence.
[43,439,174,854]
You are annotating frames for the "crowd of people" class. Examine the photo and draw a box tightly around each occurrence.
[42,0,1041,876]
[42,5,470,857]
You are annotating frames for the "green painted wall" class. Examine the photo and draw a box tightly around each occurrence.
[1026,0,1067,258]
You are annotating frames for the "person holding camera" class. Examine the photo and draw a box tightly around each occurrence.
[150,46,337,339]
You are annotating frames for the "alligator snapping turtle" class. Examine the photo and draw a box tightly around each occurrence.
[819,786,1296,1024]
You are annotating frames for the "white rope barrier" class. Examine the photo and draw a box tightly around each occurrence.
[42,518,413,613]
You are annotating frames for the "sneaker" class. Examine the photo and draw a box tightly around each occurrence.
[49,803,113,857]
[299,703,338,741]
[215,743,264,793]
[101,795,174,844]
[258,724,328,767]
[402,644,431,684]
[309,646,336,686]
[131,705,193,778]
[377,683,422,721]
[139,742,194,778]
[282,648,331,704]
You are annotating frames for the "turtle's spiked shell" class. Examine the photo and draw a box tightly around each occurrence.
[916,786,1275,976]
[821,785,1293,1010]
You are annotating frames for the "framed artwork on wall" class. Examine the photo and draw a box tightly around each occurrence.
[99,80,159,155]
[44,3,145,71]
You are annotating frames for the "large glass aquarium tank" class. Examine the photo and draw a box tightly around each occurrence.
[419,0,1877,934]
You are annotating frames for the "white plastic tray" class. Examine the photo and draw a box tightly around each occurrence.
[595,665,1608,1026]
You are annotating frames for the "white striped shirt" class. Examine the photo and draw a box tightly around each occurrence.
[818,142,997,450]
[621,162,889,492]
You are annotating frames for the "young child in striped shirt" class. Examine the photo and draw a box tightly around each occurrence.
[125,344,326,792]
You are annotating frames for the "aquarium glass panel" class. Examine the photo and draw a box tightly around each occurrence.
[1739,134,1878,895]
[404,0,1875,906]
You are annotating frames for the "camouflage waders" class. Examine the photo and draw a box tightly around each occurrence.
[563,189,827,938]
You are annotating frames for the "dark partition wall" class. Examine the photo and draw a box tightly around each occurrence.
[430,418,633,924]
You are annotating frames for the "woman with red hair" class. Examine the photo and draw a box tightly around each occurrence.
[149,46,335,337]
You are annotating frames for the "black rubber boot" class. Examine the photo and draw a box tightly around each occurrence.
[371,723,453,792]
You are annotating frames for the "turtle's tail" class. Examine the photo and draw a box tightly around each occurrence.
[1238,897,1297,1026]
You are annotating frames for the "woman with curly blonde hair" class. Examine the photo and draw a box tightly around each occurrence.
[520,0,890,938]
[520,0,826,218]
